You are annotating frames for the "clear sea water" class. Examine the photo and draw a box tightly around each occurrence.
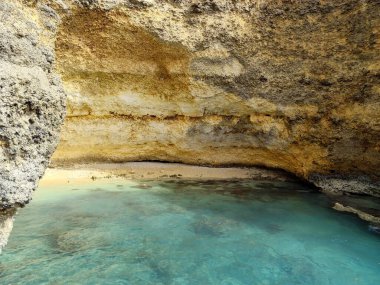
[1,179,379,285]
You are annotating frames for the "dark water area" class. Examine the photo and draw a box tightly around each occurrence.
[1,179,379,284]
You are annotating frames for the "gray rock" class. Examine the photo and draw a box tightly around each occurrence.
[0,0,66,250]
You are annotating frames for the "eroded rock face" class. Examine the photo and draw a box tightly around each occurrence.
[0,0,66,250]
[1,0,380,238]
[0,0,379,251]
[51,0,380,195]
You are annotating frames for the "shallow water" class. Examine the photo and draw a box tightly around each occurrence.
[1,179,379,285]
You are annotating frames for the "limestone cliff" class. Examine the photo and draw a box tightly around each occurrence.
[50,0,380,195]
[0,0,66,250]
[1,0,380,251]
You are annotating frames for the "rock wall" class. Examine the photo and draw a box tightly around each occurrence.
[0,0,379,251]
[0,0,66,250]
[1,0,380,250]
[51,0,380,195]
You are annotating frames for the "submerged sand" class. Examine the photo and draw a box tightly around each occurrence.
[39,162,380,226]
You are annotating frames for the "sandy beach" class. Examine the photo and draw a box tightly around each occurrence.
[39,162,293,187]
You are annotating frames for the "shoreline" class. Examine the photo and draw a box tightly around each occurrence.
[39,162,294,187]
[38,162,380,227]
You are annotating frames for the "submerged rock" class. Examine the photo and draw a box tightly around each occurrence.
[368,224,380,235]
[0,209,16,252]
[332,202,380,225]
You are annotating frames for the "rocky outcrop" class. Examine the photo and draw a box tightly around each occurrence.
[0,0,66,250]
[51,0,380,196]
[333,202,380,225]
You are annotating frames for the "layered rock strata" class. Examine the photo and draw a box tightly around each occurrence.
[51,0,380,196]
[1,0,380,249]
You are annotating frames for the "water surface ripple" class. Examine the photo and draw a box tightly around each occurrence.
[1,179,379,285]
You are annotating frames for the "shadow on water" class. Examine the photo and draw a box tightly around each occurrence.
[1,179,380,285]
[128,179,380,245]
[17,180,380,256]
[34,180,324,256]
[139,179,326,232]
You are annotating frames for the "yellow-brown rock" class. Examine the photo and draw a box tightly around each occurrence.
[47,0,379,195]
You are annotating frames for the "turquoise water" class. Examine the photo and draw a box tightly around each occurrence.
[1,179,379,285]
